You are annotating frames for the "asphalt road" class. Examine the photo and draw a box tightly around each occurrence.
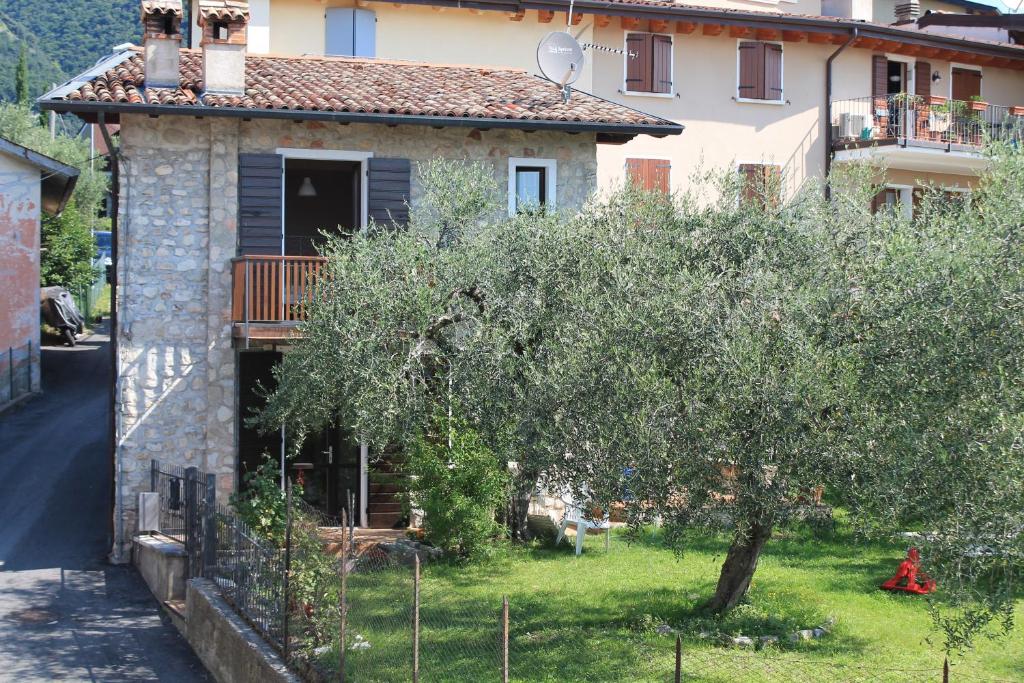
[0,323,210,682]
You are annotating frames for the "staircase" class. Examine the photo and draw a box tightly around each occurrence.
[367,458,408,529]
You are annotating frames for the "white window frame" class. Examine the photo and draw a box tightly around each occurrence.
[621,31,675,100]
[735,39,785,106]
[948,62,983,101]
[508,157,557,216]
[881,184,914,219]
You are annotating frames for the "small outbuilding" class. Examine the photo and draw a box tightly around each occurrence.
[0,136,79,407]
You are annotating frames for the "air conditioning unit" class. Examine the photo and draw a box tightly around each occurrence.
[839,113,868,139]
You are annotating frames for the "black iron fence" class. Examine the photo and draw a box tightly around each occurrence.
[831,94,1024,150]
[2,340,37,406]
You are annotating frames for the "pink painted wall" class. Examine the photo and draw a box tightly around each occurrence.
[0,154,42,402]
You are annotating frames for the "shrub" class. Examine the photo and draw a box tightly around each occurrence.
[405,415,510,558]
[231,455,290,543]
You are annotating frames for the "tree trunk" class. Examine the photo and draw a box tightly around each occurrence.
[507,473,538,542]
[705,517,773,613]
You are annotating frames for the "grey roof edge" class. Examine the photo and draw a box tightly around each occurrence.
[0,137,81,216]
[36,98,684,138]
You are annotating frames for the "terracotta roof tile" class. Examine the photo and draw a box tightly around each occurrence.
[197,0,250,22]
[57,49,678,131]
[141,0,183,16]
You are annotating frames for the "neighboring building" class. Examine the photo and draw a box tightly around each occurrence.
[186,0,1024,206]
[39,0,680,557]
[0,137,79,408]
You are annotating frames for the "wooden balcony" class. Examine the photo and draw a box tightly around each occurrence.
[231,255,327,343]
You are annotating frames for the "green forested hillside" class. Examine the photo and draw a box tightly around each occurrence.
[0,0,140,102]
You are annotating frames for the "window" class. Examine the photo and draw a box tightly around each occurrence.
[213,21,229,40]
[738,163,781,207]
[737,41,783,102]
[871,186,913,219]
[508,158,556,215]
[625,33,673,95]
[626,158,671,194]
[325,8,376,57]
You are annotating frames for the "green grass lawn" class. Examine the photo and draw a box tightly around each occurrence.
[326,522,1023,682]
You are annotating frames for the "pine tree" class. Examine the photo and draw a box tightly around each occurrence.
[15,44,30,104]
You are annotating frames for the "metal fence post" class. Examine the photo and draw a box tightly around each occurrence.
[501,596,509,683]
[202,473,217,577]
[184,467,199,577]
[339,508,348,683]
[413,554,420,683]
[675,634,682,683]
[151,460,159,493]
[283,477,293,661]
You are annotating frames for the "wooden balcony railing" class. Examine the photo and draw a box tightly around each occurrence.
[231,255,328,324]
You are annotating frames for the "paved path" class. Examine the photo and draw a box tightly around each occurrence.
[0,323,210,682]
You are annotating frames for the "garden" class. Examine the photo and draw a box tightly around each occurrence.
[242,148,1023,681]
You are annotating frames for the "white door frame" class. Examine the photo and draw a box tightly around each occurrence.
[275,147,374,526]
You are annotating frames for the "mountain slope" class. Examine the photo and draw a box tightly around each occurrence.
[0,0,140,102]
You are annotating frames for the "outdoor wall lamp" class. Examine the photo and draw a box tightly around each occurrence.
[932,71,942,83]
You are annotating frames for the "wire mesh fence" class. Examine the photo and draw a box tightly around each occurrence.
[1,340,37,406]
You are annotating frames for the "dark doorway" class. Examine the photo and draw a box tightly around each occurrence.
[238,351,283,485]
[284,159,361,256]
[238,350,362,519]
[886,60,907,95]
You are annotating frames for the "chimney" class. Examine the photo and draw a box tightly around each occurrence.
[197,0,249,95]
[141,0,183,89]
[894,0,920,24]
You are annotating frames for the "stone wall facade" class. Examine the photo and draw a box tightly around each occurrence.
[111,113,598,558]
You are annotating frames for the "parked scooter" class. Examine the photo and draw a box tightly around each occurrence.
[40,286,86,347]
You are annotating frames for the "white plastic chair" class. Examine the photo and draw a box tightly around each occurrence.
[555,498,611,556]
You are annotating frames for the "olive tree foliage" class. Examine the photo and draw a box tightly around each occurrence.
[258,153,1023,644]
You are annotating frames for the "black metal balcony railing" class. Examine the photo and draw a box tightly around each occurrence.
[831,94,1024,150]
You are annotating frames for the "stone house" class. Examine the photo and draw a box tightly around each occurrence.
[39,0,681,559]
[0,137,79,408]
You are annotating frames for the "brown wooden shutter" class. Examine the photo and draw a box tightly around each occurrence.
[738,164,761,204]
[872,55,888,100]
[763,165,781,207]
[652,34,672,94]
[952,67,981,101]
[915,61,931,100]
[738,42,763,99]
[626,33,651,92]
[764,43,783,101]
[627,159,671,193]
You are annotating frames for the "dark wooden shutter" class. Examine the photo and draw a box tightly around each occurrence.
[738,42,763,100]
[238,153,283,255]
[738,164,760,204]
[763,165,781,207]
[872,55,888,100]
[626,158,644,188]
[652,34,672,94]
[764,43,783,101]
[367,157,410,229]
[626,33,651,92]
[626,159,671,193]
[915,61,931,100]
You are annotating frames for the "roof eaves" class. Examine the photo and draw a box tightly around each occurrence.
[36,99,684,138]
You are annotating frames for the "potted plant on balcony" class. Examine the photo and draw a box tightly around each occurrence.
[969,96,989,113]
[929,95,948,107]
[1010,105,1024,117]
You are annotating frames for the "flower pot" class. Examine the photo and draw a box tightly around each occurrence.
[1010,105,1024,117]
[929,95,948,107]
[969,100,989,112]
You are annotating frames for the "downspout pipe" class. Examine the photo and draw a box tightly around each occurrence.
[825,27,858,200]
[98,113,124,562]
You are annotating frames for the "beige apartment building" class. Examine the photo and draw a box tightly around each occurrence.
[189,0,1024,203]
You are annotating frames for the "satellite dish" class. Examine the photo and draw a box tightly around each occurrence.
[537,31,585,90]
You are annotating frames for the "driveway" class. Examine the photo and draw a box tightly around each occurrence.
[0,322,210,682]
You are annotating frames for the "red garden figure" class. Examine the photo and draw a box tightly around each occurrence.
[880,547,936,595]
